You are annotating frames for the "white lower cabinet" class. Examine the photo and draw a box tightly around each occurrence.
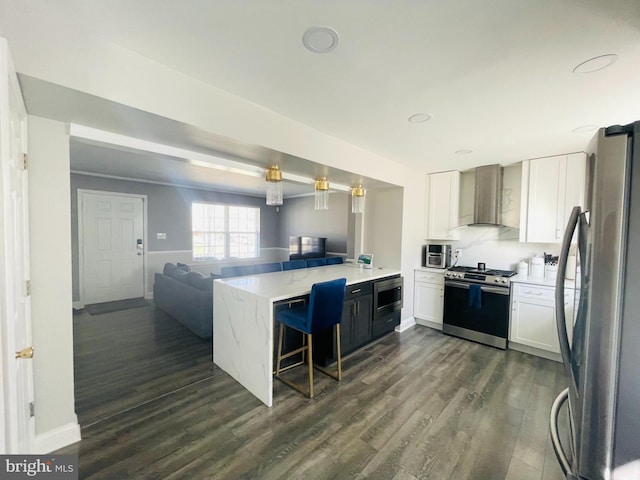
[509,282,574,358]
[414,270,444,328]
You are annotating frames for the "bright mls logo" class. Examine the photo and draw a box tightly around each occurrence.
[0,455,77,480]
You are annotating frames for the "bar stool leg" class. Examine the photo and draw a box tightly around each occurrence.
[307,333,314,398]
[336,323,342,381]
[276,322,285,376]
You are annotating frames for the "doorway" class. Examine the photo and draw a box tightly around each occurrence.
[78,190,147,306]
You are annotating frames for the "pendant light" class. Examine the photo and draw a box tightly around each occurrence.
[351,185,365,213]
[314,177,329,210]
[265,165,283,206]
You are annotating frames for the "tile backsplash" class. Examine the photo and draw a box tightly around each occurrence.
[448,225,559,271]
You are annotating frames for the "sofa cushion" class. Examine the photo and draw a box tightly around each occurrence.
[187,273,216,292]
[163,263,178,276]
[168,267,191,283]
[177,262,191,272]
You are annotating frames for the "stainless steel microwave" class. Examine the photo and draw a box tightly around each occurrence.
[422,244,451,269]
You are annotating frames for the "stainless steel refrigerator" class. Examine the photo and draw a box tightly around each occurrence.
[551,121,640,480]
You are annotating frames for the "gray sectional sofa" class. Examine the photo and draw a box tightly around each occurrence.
[153,263,218,339]
[154,257,345,338]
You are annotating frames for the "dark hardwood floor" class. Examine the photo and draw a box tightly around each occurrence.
[61,304,568,479]
[72,303,214,427]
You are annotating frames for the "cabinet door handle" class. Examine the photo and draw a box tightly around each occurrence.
[351,288,362,294]
[385,317,394,323]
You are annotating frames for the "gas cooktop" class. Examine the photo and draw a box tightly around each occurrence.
[448,266,517,277]
[445,265,517,286]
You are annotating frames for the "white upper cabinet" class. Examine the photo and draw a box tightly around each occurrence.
[519,152,586,243]
[424,171,460,240]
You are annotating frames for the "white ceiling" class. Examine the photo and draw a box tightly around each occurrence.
[5,0,640,193]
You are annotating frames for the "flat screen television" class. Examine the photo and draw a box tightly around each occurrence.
[289,236,327,261]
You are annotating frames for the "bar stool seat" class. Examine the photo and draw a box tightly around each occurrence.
[274,277,347,398]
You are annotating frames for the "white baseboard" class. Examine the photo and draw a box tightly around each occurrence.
[508,342,562,362]
[395,316,416,332]
[34,421,81,453]
[72,301,84,310]
[415,318,443,331]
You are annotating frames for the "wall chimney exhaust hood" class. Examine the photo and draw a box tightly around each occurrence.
[470,164,503,226]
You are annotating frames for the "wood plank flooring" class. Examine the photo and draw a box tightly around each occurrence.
[61,304,568,479]
[72,304,214,426]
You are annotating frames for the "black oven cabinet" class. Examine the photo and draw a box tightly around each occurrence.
[313,275,402,366]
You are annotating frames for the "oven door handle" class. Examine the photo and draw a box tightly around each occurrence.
[445,281,509,295]
[481,286,510,295]
[445,280,471,289]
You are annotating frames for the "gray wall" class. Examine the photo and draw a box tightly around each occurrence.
[70,173,280,300]
[277,192,350,254]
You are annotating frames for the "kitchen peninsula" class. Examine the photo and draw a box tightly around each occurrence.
[213,263,402,406]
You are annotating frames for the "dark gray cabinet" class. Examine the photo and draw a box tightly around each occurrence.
[341,284,373,355]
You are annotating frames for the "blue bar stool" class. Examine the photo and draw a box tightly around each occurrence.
[220,266,241,278]
[254,262,283,274]
[306,258,327,267]
[282,260,307,271]
[274,277,347,398]
[325,257,344,265]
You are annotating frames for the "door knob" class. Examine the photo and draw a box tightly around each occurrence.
[15,346,34,359]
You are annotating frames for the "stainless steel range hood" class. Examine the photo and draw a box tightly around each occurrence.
[470,164,503,226]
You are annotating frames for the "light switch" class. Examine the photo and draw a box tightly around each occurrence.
[157,233,167,240]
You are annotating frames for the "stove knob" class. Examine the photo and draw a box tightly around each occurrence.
[502,279,508,284]
[494,278,500,283]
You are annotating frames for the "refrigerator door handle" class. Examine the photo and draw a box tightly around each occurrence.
[550,388,572,476]
[555,206,581,366]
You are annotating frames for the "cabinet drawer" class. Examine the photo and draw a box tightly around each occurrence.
[513,283,555,301]
[372,311,400,338]
[415,271,444,285]
[344,281,372,299]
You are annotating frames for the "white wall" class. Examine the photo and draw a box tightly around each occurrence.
[363,188,403,269]
[28,116,80,452]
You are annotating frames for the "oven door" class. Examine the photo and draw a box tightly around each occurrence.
[443,280,510,349]
[426,253,445,268]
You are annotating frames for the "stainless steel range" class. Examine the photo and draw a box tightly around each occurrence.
[442,265,517,349]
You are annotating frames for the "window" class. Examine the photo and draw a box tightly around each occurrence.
[192,203,260,261]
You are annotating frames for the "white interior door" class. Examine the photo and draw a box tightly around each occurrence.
[80,192,144,304]
[0,38,34,454]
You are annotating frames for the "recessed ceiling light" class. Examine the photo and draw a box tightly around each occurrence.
[572,124,600,133]
[302,27,340,53]
[455,149,473,155]
[408,113,433,123]
[573,54,618,74]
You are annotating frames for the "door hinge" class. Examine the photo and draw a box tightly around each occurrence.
[29,402,34,417]
[22,153,28,170]
[25,280,31,296]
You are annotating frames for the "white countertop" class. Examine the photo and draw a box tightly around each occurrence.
[511,273,576,289]
[414,266,447,274]
[215,263,401,302]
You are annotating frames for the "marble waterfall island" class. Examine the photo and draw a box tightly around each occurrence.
[213,264,401,406]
